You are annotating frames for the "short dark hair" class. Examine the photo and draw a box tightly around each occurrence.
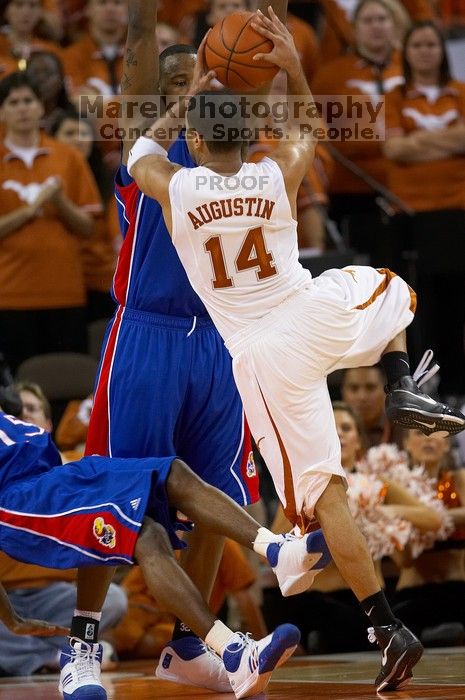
[186,88,245,153]
[0,71,42,106]
[402,21,450,88]
[159,44,197,79]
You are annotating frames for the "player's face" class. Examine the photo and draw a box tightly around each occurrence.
[159,53,197,97]
[341,367,385,427]
[403,429,449,469]
[5,0,42,34]
[334,408,362,469]
[184,115,201,163]
[19,390,52,432]
[87,0,127,34]
[0,86,43,133]
[355,2,396,54]
[405,27,443,75]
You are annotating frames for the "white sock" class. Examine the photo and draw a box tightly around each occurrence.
[252,526,282,558]
[73,609,102,621]
[205,620,236,656]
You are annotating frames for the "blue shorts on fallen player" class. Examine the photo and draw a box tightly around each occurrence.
[0,412,181,568]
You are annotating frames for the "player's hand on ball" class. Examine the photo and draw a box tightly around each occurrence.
[8,615,70,637]
[251,6,301,78]
[188,30,219,95]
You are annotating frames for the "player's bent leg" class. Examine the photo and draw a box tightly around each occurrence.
[155,526,231,693]
[312,476,423,691]
[136,518,300,698]
[166,459,332,596]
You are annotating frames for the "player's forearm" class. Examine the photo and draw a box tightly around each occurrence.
[0,205,35,240]
[122,0,160,96]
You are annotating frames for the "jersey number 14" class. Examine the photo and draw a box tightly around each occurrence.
[205,225,278,289]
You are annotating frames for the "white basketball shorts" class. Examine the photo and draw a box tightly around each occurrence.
[226,266,416,527]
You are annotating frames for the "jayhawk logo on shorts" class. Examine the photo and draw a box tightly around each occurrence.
[246,451,256,478]
[93,517,116,549]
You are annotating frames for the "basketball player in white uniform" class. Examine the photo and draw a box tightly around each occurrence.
[128,7,465,692]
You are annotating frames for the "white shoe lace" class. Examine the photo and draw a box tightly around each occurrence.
[413,349,440,388]
[227,632,259,674]
[63,637,101,682]
[367,627,377,644]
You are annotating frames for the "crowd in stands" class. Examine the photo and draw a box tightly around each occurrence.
[0,0,464,675]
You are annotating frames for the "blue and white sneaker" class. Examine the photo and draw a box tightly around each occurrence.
[59,637,106,699]
[223,624,300,698]
[267,528,332,596]
[155,636,232,692]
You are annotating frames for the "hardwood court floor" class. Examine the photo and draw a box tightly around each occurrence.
[0,647,464,699]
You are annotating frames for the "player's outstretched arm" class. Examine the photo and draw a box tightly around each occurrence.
[129,142,180,226]
[0,582,70,637]
[251,8,315,215]
[121,0,161,164]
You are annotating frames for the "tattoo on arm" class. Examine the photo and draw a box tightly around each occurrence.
[121,73,133,91]
[126,47,138,68]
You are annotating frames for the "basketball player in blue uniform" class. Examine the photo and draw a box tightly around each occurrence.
[0,409,330,699]
[73,0,292,697]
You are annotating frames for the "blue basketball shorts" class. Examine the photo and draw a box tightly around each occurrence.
[86,309,259,505]
[0,455,182,569]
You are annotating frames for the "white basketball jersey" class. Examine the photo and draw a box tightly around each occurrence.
[169,157,312,343]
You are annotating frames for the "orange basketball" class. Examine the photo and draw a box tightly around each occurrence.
[205,11,279,90]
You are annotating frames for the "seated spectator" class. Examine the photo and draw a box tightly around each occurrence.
[61,0,127,98]
[391,429,465,645]
[383,21,465,395]
[26,51,74,133]
[312,0,407,265]
[0,72,102,372]
[341,365,403,447]
[51,110,117,322]
[0,0,62,78]
[14,380,52,432]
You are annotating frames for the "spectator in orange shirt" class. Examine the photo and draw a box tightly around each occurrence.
[383,21,465,394]
[318,0,432,63]
[0,0,62,78]
[52,110,117,322]
[312,0,407,265]
[61,0,127,98]
[0,72,102,372]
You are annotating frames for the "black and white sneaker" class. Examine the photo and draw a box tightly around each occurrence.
[385,375,465,436]
[368,620,423,692]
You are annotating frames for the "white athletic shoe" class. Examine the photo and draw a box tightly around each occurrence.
[156,636,233,692]
[59,637,107,699]
[222,624,300,699]
[267,529,332,596]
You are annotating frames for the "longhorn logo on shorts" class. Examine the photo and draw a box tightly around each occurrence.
[93,516,116,549]
[246,450,256,478]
